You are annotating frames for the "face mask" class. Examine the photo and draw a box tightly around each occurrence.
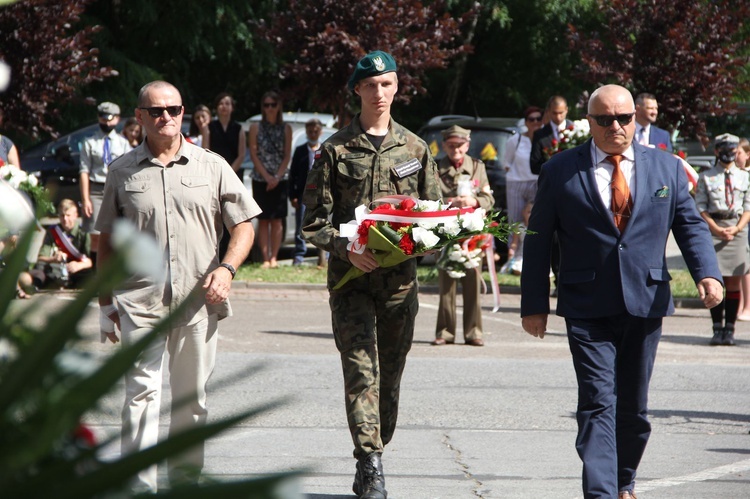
[718,149,737,164]
[307,139,319,146]
[99,123,116,134]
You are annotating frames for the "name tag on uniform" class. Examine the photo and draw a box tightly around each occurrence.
[392,158,422,178]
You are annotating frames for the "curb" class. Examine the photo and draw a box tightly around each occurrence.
[232,281,706,308]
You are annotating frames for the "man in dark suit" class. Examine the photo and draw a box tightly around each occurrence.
[529,95,574,175]
[634,93,673,152]
[521,84,723,499]
[289,118,324,266]
[529,95,574,295]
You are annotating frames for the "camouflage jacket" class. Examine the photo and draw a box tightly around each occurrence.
[302,114,442,285]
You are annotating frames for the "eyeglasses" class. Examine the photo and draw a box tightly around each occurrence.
[263,102,278,108]
[526,116,543,122]
[588,113,635,127]
[138,105,183,118]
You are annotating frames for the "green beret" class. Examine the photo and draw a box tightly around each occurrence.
[348,51,397,90]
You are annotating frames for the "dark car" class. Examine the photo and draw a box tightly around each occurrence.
[20,118,191,205]
[417,116,520,214]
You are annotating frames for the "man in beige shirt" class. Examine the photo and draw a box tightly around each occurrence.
[96,80,260,493]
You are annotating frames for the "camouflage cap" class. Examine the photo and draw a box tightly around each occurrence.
[441,125,471,141]
[715,133,740,148]
[348,51,397,90]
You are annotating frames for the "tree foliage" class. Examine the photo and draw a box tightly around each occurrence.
[259,0,473,124]
[0,0,113,138]
[570,0,750,139]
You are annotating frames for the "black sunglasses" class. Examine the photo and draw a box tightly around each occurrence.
[526,116,543,122]
[263,102,278,108]
[139,105,183,118]
[588,113,635,127]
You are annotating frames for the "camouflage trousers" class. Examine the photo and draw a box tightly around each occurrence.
[329,261,418,459]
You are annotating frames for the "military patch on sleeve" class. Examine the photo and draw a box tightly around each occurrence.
[391,158,422,178]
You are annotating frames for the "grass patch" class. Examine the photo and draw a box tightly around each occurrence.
[236,264,699,298]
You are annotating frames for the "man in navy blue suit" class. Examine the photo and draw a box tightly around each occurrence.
[529,95,575,175]
[521,84,723,499]
[634,93,673,152]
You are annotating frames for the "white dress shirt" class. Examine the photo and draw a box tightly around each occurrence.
[590,142,636,213]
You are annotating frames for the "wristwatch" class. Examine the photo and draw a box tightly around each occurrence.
[219,262,236,279]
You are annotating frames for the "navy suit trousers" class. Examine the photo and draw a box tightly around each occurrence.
[566,314,662,498]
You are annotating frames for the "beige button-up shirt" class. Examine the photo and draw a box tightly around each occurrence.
[96,138,261,329]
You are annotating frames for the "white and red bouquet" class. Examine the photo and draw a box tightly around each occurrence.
[542,119,591,160]
[337,195,516,302]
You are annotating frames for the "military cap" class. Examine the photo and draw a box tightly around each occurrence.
[348,51,397,90]
[714,133,740,148]
[441,125,471,141]
[97,101,120,119]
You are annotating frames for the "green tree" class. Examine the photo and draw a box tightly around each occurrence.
[0,0,113,138]
[570,0,750,139]
[259,0,471,125]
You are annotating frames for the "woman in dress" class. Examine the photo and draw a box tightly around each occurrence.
[206,92,246,179]
[186,104,211,147]
[248,91,292,268]
[695,133,750,346]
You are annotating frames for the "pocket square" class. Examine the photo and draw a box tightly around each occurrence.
[654,185,669,198]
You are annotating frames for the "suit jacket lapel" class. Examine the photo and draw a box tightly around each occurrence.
[576,139,616,230]
[629,144,650,229]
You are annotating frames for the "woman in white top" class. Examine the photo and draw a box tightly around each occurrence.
[502,106,544,261]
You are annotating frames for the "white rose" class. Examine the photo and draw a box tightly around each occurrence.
[460,209,486,232]
[25,175,38,187]
[440,218,462,237]
[412,227,441,249]
[447,269,466,279]
[417,199,443,212]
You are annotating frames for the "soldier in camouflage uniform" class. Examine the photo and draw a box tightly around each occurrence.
[302,51,442,499]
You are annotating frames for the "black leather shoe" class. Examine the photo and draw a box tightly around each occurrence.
[709,327,724,346]
[723,328,736,346]
[352,453,387,499]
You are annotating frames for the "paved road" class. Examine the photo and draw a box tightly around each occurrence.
[40,283,750,498]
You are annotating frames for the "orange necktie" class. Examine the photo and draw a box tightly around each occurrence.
[607,155,632,232]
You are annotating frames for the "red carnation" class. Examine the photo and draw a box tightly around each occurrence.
[357,220,376,245]
[657,143,667,150]
[372,203,393,213]
[389,222,408,230]
[678,150,686,159]
[551,139,558,147]
[398,233,415,255]
[399,197,417,211]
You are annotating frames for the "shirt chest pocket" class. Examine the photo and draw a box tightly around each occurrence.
[181,176,211,210]
[335,156,371,204]
[123,179,154,215]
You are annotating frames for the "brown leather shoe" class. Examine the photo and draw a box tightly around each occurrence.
[619,491,637,499]
[466,338,484,347]
[431,338,453,346]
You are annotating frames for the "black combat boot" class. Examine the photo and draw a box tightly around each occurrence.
[352,452,387,499]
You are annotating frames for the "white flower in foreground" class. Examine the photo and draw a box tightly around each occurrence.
[112,219,166,281]
[0,179,35,233]
[0,61,9,92]
[415,219,438,230]
[460,208,486,232]
[411,226,441,249]
[447,269,466,279]
[440,218,462,237]
[417,199,443,212]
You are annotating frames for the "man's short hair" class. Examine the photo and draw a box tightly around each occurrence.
[57,198,78,214]
[635,93,657,106]
[546,95,567,110]
[305,118,323,128]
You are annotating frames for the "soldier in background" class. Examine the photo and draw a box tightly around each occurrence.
[302,51,442,499]
[433,125,494,347]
